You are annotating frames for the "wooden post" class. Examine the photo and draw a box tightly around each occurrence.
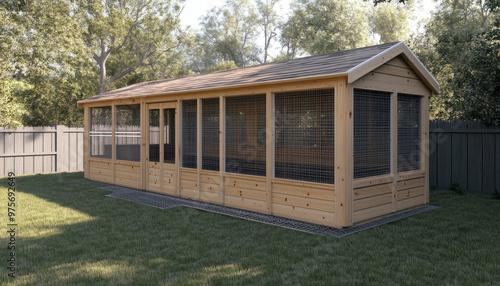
[111,104,116,184]
[84,108,90,178]
[391,93,398,211]
[422,94,430,203]
[219,96,225,205]
[266,91,273,214]
[334,78,353,227]
[176,100,181,196]
[141,100,147,190]
[197,98,201,200]
[159,107,164,192]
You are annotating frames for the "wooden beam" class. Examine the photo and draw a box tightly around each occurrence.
[266,91,273,214]
[84,107,90,179]
[334,77,353,227]
[111,103,116,185]
[391,93,398,212]
[422,94,430,203]
[219,96,225,206]
[197,98,201,200]
[176,100,181,196]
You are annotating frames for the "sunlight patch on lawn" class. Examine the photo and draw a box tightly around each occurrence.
[50,260,139,281]
[18,192,97,239]
[182,264,263,285]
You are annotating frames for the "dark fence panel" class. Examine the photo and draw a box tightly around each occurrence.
[429,120,500,193]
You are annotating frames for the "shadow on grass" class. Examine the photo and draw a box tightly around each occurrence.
[1,173,499,285]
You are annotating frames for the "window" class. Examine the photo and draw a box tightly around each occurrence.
[181,100,197,168]
[353,89,391,179]
[275,89,334,184]
[115,104,141,162]
[201,98,219,171]
[225,95,266,176]
[90,107,112,159]
[398,94,421,172]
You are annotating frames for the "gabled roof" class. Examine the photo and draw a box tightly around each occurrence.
[78,42,439,106]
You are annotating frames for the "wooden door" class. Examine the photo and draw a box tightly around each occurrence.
[146,102,178,194]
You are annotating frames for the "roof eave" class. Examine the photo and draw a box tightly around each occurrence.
[346,42,440,94]
[77,72,348,107]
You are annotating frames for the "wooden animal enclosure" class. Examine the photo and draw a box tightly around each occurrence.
[78,42,439,228]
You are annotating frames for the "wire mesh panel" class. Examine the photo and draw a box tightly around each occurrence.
[275,89,334,184]
[90,107,112,159]
[225,95,266,176]
[397,94,421,172]
[201,98,219,171]
[164,108,176,164]
[115,104,141,162]
[149,109,160,163]
[181,100,197,168]
[353,89,391,179]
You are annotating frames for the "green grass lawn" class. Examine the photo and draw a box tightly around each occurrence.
[1,172,499,285]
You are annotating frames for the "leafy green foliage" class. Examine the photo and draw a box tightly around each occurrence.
[196,0,261,71]
[80,0,187,94]
[412,0,500,124]
[281,0,372,56]
[0,78,28,128]
[370,0,412,42]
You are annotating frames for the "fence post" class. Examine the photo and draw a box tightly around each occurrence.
[56,125,64,172]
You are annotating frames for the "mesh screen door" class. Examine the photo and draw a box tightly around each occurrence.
[275,89,334,184]
[181,100,197,168]
[201,98,220,171]
[225,95,266,176]
[397,94,421,172]
[353,89,391,179]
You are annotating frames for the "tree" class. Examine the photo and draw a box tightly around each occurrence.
[0,78,27,128]
[414,0,499,122]
[1,0,94,126]
[256,0,281,63]
[370,0,413,43]
[281,0,372,57]
[80,0,186,94]
[197,0,261,69]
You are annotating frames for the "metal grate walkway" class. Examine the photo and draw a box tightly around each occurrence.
[102,185,439,238]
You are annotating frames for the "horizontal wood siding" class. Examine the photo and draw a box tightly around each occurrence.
[224,174,267,213]
[180,169,199,200]
[353,179,393,223]
[352,56,430,96]
[200,171,221,204]
[88,159,113,183]
[115,161,141,189]
[396,172,425,211]
[271,180,335,226]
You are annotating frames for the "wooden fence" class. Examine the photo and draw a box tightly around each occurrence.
[0,126,84,177]
[429,120,500,194]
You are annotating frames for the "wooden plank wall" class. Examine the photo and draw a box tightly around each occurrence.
[429,120,500,193]
[0,126,84,176]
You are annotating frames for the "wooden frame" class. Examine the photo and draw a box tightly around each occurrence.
[80,44,437,228]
